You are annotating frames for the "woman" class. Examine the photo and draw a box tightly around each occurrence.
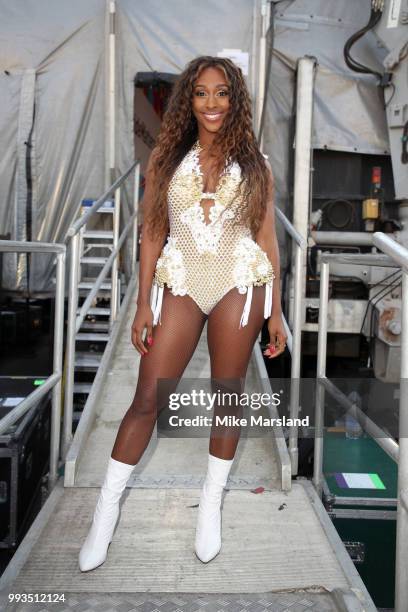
[79,55,287,571]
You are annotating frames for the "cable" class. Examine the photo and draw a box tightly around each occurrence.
[369,274,401,328]
[384,82,396,108]
[360,268,401,335]
[343,2,384,81]
[359,267,402,335]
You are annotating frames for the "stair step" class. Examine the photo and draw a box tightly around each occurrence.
[80,321,110,331]
[73,382,93,394]
[83,230,114,239]
[78,281,112,290]
[74,351,103,370]
[82,244,114,251]
[77,307,110,316]
[82,199,114,213]
[80,256,109,265]
[76,332,110,342]
[82,208,114,214]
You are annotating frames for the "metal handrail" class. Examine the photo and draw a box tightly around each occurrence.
[274,205,307,476]
[275,206,307,250]
[313,232,408,612]
[0,239,66,491]
[66,161,138,238]
[62,160,141,460]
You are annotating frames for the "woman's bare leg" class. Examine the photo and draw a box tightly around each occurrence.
[206,286,266,460]
[111,287,207,464]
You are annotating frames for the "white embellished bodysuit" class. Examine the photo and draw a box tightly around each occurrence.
[150,140,275,328]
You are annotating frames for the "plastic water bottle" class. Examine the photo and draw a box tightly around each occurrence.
[345,410,363,439]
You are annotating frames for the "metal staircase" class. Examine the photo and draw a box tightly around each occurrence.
[72,198,123,412]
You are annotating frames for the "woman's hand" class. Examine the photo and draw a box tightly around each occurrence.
[131,302,154,356]
[263,312,287,359]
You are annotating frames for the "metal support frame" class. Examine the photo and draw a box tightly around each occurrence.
[256,0,271,146]
[252,201,306,486]
[107,0,116,186]
[0,240,66,491]
[277,56,317,476]
[313,232,408,612]
[274,207,307,476]
[373,233,408,612]
[110,183,120,326]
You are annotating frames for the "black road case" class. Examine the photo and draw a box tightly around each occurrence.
[322,428,397,609]
[0,376,51,548]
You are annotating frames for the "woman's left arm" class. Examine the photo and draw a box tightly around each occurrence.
[255,159,287,358]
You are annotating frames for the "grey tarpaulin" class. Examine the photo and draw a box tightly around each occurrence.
[0,0,106,292]
[0,0,389,292]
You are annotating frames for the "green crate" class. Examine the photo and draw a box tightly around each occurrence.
[322,429,397,609]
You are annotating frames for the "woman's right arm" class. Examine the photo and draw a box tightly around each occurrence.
[132,148,168,355]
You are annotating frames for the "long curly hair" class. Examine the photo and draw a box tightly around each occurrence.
[144,55,271,241]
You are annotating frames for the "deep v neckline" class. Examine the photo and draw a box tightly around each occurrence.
[192,139,228,199]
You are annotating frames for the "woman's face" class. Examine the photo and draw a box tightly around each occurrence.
[191,66,230,135]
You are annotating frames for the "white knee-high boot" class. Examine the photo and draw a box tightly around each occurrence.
[79,456,136,572]
[195,453,234,563]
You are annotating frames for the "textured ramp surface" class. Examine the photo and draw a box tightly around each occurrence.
[10,484,349,594]
[76,435,280,490]
[4,588,343,611]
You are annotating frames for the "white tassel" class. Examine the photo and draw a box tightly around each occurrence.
[263,283,269,319]
[239,285,253,328]
[152,285,164,326]
[150,282,158,313]
[269,279,274,314]
[264,280,273,318]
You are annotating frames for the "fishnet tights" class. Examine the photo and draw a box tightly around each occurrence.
[111,285,266,464]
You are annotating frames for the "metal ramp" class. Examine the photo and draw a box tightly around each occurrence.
[0,282,377,612]
[72,288,281,491]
